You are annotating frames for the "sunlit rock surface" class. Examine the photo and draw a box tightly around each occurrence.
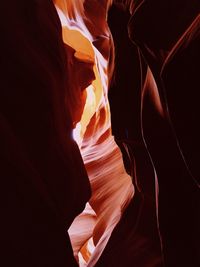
[55,1,134,265]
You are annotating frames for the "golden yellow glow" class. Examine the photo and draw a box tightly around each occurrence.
[61,23,106,145]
